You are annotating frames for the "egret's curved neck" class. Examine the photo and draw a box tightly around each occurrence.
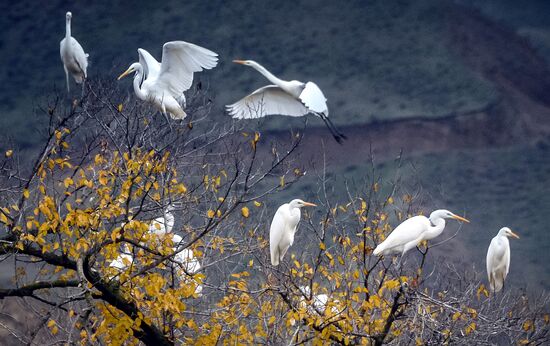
[426,216,445,240]
[65,18,71,39]
[250,62,286,87]
[132,67,148,101]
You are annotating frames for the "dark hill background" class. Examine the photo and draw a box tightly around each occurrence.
[0,0,549,292]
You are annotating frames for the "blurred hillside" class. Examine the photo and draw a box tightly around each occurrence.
[3,0,547,148]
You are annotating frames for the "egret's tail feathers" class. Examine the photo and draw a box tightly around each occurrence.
[170,110,187,120]
[373,245,384,256]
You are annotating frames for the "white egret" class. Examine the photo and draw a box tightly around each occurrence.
[270,199,317,266]
[486,227,520,293]
[373,209,470,257]
[299,286,331,314]
[109,244,133,279]
[171,234,203,296]
[148,204,175,236]
[227,60,346,143]
[118,41,218,119]
[60,11,89,93]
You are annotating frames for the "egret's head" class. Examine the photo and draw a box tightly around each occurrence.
[290,199,317,208]
[431,209,470,223]
[117,63,141,80]
[233,59,256,66]
[499,227,520,239]
[66,12,72,20]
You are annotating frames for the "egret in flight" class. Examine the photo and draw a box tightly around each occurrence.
[227,60,346,143]
[118,41,218,119]
[60,11,89,93]
[486,227,520,293]
[270,199,317,266]
[373,209,469,257]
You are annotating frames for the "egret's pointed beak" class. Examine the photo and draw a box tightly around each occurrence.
[302,202,317,207]
[233,60,247,65]
[452,214,470,223]
[117,68,133,80]
[510,230,520,239]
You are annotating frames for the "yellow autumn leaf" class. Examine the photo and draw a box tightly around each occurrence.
[5,150,13,158]
[253,201,261,207]
[207,210,215,218]
[241,206,249,218]
[23,189,29,199]
[117,104,123,112]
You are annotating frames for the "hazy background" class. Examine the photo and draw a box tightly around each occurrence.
[0,0,549,292]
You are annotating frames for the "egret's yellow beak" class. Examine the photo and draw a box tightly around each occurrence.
[452,214,470,223]
[117,68,133,80]
[302,202,317,207]
[510,230,520,239]
[233,60,247,65]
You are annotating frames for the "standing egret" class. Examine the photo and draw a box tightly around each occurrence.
[60,11,89,94]
[486,227,520,293]
[373,209,469,257]
[226,60,346,143]
[118,41,218,120]
[270,199,317,266]
[149,204,175,236]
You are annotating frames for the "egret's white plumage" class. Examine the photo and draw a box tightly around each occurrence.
[373,209,470,257]
[299,286,331,314]
[227,60,346,143]
[118,41,218,119]
[269,199,317,266]
[171,234,203,296]
[59,12,88,93]
[148,204,175,236]
[109,244,133,279]
[486,227,520,293]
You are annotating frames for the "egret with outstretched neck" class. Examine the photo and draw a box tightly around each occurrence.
[60,11,88,94]
[227,60,346,143]
[373,209,470,258]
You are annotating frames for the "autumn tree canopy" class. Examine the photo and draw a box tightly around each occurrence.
[0,82,548,345]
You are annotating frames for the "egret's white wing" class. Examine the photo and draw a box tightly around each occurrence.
[227,85,308,119]
[155,41,218,98]
[374,216,429,255]
[299,81,328,115]
[138,48,161,81]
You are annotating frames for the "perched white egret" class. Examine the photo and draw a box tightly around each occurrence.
[109,244,133,279]
[299,286,330,314]
[486,227,520,293]
[270,199,317,266]
[172,234,203,296]
[373,209,470,257]
[227,60,346,143]
[118,41,218,119]
[148,204,175,236]
[60,11,88,93]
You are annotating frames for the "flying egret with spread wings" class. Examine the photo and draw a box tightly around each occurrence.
[60,11,89,93]
[118,41,218,119]
[227,60,346,143]
[373,209,469,258]
[486,227,520,293]
[270,199,317,266]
